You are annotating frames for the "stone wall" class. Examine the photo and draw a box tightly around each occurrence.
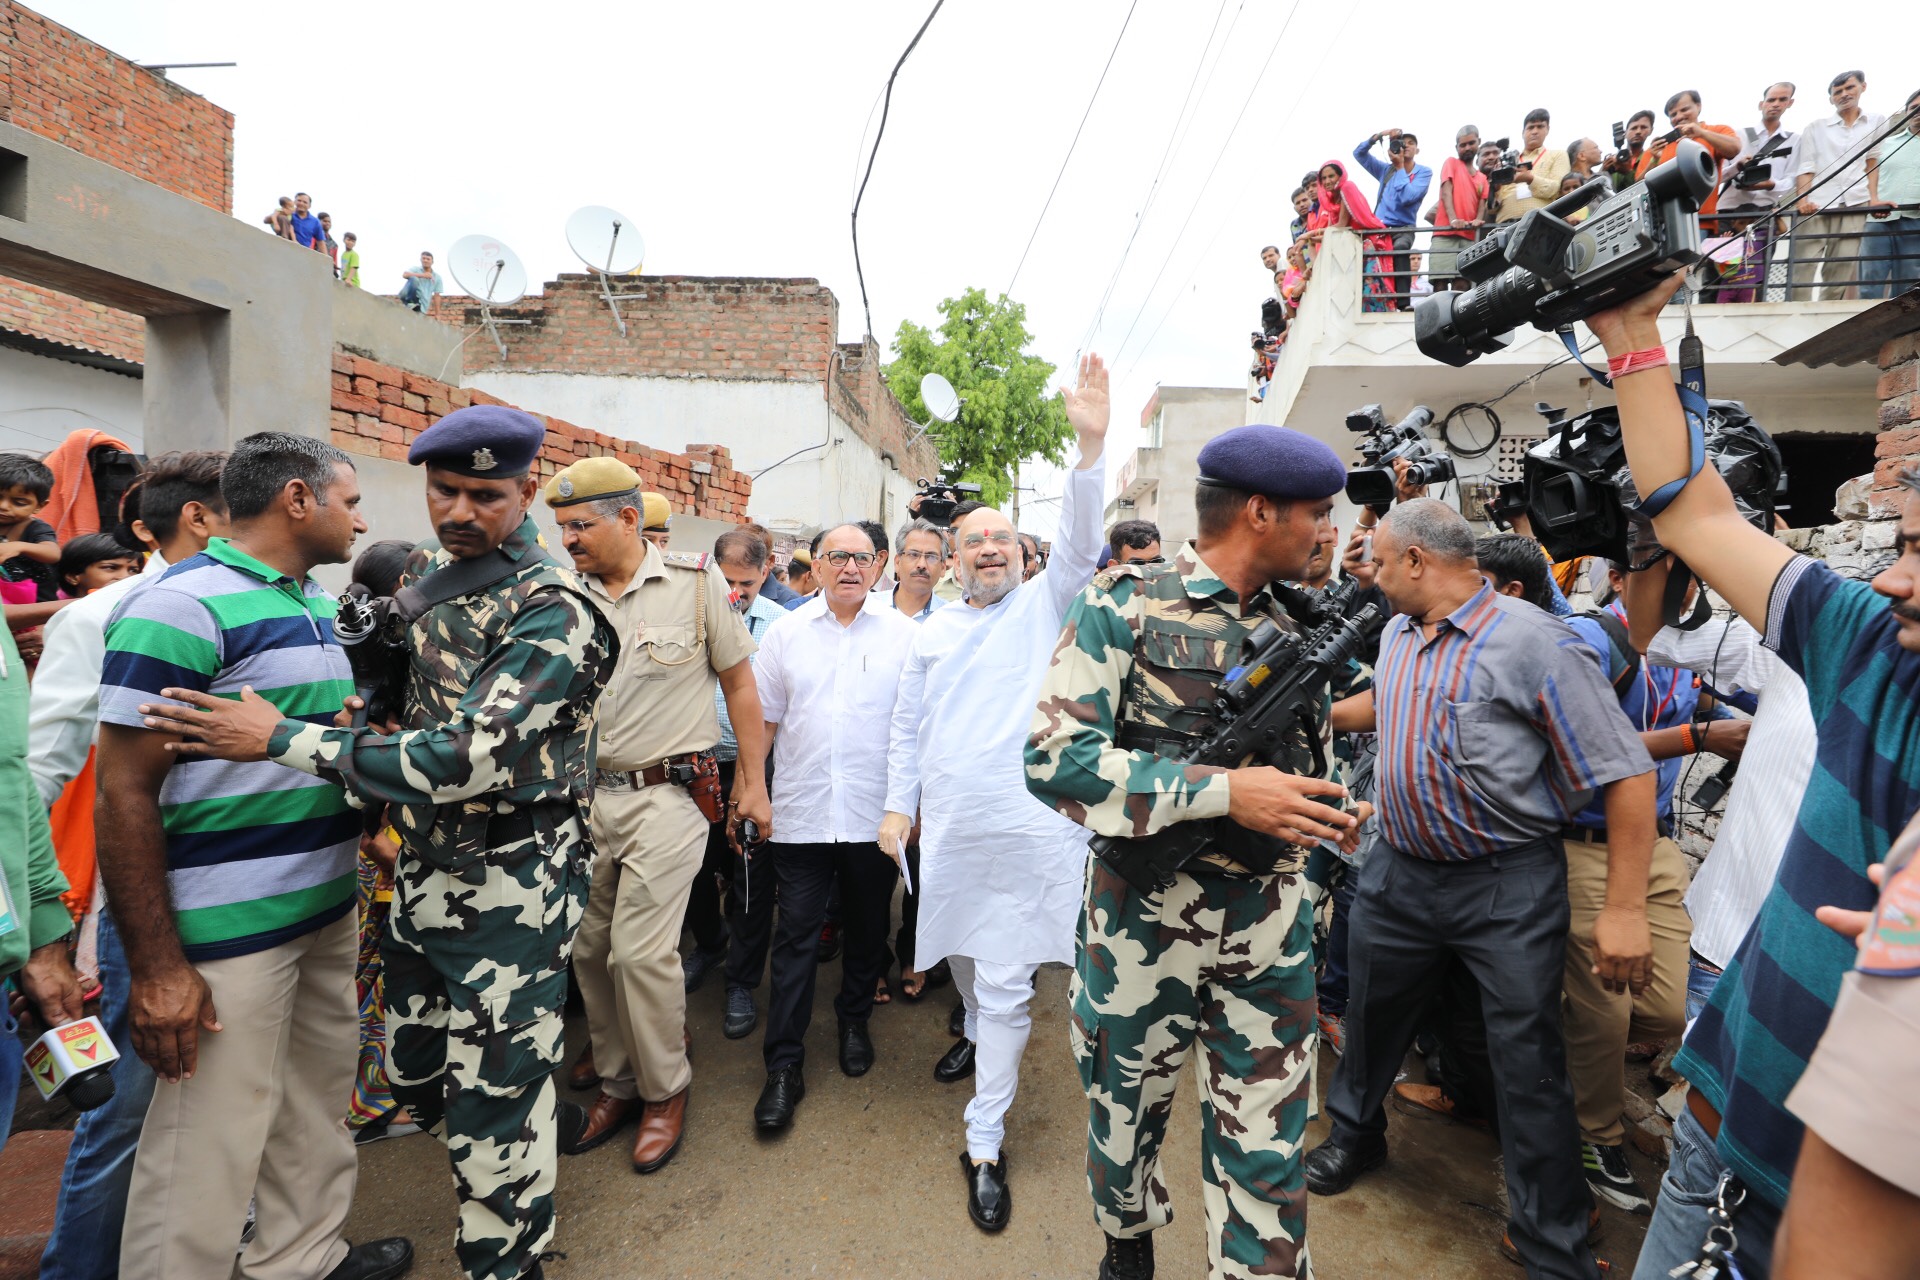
[330,350,754,521]
[0,2,237,360]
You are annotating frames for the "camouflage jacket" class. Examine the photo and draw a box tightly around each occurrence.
[1025,542,1334,859]
[269,516,619,872]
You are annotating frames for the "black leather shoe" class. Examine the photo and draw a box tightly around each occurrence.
[963,1152,1010,1232]
[754,1065,805,1131]
[1098,1232,1154,1280]
[1302,1137,1388,1196]
[323,1237,414,1280]
[839,1018,874,1076]
[949,1001,966,1037]
[934,1037,976,1083]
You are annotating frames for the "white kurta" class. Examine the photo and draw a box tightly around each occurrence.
[884,456,1106,966]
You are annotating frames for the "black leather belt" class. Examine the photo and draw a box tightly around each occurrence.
[485,803,568,847]
[1560,820,1672,844]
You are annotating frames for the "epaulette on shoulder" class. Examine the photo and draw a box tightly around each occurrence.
[663,551,711,571]
[1091,561,1148,592]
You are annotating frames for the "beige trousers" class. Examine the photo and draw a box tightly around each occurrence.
[1561,835,1692,1147]
[120,912,359,1280]
[574,783,706,1101]
[1789,210,1869,301]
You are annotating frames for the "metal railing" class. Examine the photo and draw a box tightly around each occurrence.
[1267,206,1920,324]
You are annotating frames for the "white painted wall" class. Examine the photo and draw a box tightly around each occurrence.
[0,346,145,455]
[465,371,918,536]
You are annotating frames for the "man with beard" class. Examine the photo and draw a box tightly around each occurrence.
[137,410,618,1280]
[1025,424,1367,1280]
[880,354,1110,1232]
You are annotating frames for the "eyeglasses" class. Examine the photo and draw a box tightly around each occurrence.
[821,550,877,568]
[962,531,1018,550]
[559,516,605,536]
[898,549,945,564]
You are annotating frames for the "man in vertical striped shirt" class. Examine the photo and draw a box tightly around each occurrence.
[1305,499,1655,1280]
[94,433,411,1280]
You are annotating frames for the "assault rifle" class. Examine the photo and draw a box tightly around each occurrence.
[1091,579,1380,892]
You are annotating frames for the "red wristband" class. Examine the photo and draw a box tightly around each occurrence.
[1607,347,1669,379]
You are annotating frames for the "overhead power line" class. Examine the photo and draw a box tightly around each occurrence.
[1004,0,1142,297]
[1079,0,1240,354]
[851,0,947,341]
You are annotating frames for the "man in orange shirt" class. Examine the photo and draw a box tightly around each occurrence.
[1638,90,1743,218]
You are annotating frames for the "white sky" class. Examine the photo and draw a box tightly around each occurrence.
[34,0,1914,532]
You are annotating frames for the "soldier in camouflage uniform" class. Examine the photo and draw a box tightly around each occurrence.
[1024,425,1366,1280]
[148,407,619,1280]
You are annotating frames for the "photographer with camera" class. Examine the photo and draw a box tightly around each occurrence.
[1603,109,1656,191]
[1496,108,1570,223]
[1645,91,1743,221]
[1590,270,1920,1279]
[1353,129,1433,310]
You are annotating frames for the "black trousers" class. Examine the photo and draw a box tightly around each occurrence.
[763,840,897,1073]
[686,764,736,955]
[1325,840,1598,1280]
[1389,229,1416,309]
[724,826,779,992]
[888,842,921,974]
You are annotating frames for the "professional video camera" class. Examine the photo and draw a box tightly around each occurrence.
[1344,404,1454,508]
[913,476,983,527]
[1468,477,1531,530]
[335,585,409,729]
[1519,398,1784,565]
[1484,136,1519,189]
[1414,140,1716,367]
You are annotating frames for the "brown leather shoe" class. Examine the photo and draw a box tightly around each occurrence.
[567,1045,600,1091]
[632,1087,688,1174]
[562,1092,638,1155]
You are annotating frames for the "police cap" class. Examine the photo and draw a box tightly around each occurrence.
[546,457,641,509]
[408,404,545,478]
[1196,424,1346,501]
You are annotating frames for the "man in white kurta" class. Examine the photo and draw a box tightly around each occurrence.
[880,355,1110,1230]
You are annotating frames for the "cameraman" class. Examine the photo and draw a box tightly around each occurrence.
[1645,91,1743,221]
[1496,108,1570,222]
[1603,110,1656,191]
[1592,271,1918,1280]
[1353,128,1432,311]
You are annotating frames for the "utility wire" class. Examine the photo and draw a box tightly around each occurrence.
[1004,0,1142,297]
[1078,0,1239,353]
[1105,0,1305,367]
[851,0,947,341]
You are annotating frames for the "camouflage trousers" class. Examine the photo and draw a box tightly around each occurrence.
[1071,859,1318,1280]
[384,818,588,1280]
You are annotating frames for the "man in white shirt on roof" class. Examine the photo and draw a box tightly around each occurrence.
[748,519,919,1132]
[879,354,1110,1234]
[1789,69,1887,300]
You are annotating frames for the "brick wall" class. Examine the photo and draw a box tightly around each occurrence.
[436,274,939,478]
[0,2,237,360]
[0,3,234,212]
[331,349,754,521]
[1870,331,1920,514]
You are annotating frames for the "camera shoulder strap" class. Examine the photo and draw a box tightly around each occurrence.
[390,543,552,625]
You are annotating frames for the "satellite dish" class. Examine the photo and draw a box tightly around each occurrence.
[566,206,645,275]
[447,234,528,307]
[920,373,961,423]
[565,206,645,337]
[446,234,532,359]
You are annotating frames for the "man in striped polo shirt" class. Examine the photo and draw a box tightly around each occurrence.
[94,433,411,1280]
[1305,499,1655,1280]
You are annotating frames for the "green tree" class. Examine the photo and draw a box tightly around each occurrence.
[885,287,1069,507]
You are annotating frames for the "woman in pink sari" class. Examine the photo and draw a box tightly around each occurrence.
[1302,159,1395,312]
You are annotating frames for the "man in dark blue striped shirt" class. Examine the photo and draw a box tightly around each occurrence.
[1593,273,1920,1280]
[1305,499,1654,1280]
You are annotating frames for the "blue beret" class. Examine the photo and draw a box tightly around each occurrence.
[1196,424,1346,501]
[407,405,545,478]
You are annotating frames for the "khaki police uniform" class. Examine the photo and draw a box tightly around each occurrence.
[573,540,757,1102]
